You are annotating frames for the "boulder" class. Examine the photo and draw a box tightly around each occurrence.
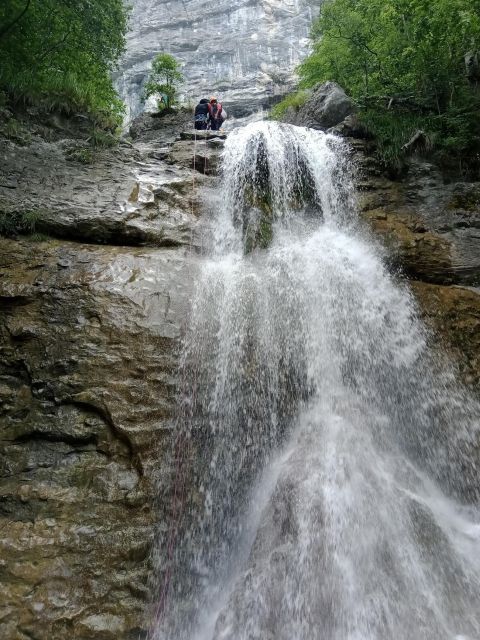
[285,82,356,130]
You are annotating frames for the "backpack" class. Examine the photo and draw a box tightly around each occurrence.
[208,102,224,120]
[195,101,209,119]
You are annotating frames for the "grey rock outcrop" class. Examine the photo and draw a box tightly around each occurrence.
[0,116,209,248]
[115,0,319,121]
[285,81,356,129]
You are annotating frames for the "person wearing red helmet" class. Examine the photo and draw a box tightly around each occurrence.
[207,96,224,131]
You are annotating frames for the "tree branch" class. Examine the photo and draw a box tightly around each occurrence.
[0,0,32,40]
[36,28,72,63]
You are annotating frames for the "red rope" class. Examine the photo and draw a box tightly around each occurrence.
[149,128,202,637]
[150,430,192,633]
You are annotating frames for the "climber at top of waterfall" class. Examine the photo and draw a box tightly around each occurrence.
[208,97,225,131]
[194,98,210,130]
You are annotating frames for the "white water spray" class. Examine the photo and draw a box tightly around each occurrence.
[150,122,480,640]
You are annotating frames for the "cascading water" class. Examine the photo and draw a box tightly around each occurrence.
[149,122,480,640]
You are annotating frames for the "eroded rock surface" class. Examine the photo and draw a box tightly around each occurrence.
[0,237,196,639]
[0,112,215,639]
[0,114,207,248]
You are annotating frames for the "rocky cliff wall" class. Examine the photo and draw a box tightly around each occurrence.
[0,112,223,640]
[116,0,319,121]
[1,99,480,639]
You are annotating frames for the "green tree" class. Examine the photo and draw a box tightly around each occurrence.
[0,0,129,127]
[143,53,184,111]
[288,0,480,167]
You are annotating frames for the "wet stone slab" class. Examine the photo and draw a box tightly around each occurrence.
[0,237,197,639]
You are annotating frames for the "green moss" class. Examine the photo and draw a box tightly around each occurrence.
[270,90,310,120]
[66,146,95,164]
[0,210,40,237]
[27,232,50,242]
[448,187,480,211]
[258,216,273,249]
[0,117,31,145]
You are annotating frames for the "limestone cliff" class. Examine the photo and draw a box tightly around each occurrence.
[116,0,319,120]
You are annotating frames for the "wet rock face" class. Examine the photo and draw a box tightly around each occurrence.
[410,282,480,389]
[354,153,480,288]
[0,238,196,639]
[0,112,215,639]
[167,132,226,175]
[116,0,319,121]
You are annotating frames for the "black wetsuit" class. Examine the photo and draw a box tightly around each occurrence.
[194,99,209,130]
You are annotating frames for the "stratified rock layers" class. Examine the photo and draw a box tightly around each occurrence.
[116,0,319,120]
[0,238,195,639]
[0,115,207,639]
[1,103,479,640]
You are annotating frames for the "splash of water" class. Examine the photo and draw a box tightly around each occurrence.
[150,122,480,640]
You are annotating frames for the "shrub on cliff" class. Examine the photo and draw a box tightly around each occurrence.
[0,0,129,128]
[295,0,480,170]
[142,53,184,113]
[270,90,310,120]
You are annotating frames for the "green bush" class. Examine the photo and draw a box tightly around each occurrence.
[296,0,480,169]
[0,0,129,127]
[270,90,310,120]
[143,53,184,112]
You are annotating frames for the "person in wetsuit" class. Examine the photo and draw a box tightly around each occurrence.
[194,98,210,130]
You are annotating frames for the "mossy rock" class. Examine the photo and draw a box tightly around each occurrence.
[243,208,274,254]
[448,184,480,211]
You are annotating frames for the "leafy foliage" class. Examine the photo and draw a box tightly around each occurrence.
[143,53,184,111]
[298,0,480,168]
[0,0,129,127]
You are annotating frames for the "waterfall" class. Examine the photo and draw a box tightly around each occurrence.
[150,122,480,640]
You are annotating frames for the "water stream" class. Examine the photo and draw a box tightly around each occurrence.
[150,122,480,640]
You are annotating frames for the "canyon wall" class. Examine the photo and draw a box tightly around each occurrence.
[116,0,319,120]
